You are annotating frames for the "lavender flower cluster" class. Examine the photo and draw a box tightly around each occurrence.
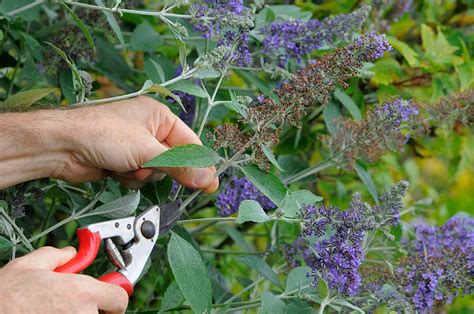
[396,216,474,311]
[259,5,371,65]
[216,176,275,216]
[285,181,409,296]
[188,0,253,68]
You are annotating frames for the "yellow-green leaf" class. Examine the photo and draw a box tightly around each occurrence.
[388,36,419,67]
[1,88,57,109]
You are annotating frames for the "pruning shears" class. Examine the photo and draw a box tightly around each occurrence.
[54,201,182,296]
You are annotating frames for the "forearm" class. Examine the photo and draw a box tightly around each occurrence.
[0,110,72,189]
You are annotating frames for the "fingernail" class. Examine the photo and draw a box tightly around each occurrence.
[194,169,214,187]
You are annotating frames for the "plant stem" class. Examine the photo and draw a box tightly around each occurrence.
[1,0,44,18]
[0,208,34,251]
[75,68,197,106]
[28,185,106,243]
[62,1,192,19]
[200,248,262,255]
[197,67,228,137]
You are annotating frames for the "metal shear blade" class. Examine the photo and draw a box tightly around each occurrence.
[158,200,183,236]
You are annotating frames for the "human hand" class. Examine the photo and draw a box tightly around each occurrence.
[54,96,219,193]
[0,247,128,314]
[0,96,218,192]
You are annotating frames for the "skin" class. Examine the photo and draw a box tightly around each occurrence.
[0,96,219,313]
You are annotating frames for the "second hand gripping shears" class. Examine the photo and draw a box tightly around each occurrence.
[54,201,182,296]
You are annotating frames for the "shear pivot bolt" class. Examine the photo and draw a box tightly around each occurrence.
[141,220,156,239]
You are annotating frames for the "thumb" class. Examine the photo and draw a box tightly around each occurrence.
[12,246,77,270]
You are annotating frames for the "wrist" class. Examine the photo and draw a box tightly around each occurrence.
[0,110,73,189]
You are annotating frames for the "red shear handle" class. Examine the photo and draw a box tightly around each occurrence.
[99,272,134,296]
[55,228,102,273]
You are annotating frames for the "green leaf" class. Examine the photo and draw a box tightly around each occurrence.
[334,88,361,120]
[457,62,474,91]
[1,88,57,109]
[167,232,212,314]
[279,190,323,218]
[261,291,286,314]
[142,80,185,111]
[421,24,462,66]
[159,281,184,313]
[286,300,316,314]
[354,162,379,204]
[323,100,341,134]
[60,3,95,53]
[228,89,248,118]
[241,165,287,205]
[371,58,403,85]
[130,23,163,51]
[221,225,256,253]
[236,200,269,224]
[143,144,222,168]
[318,277,328,299]
[59,68,76,105]
[87,192,140,219]
[260,144,284,171]
[168,80,207,98]
[236,255,282,288]
[234,69,277,99]
[94,0,124,45]
[144,56,166,84]
[388,36,419,67]
[285,266,312,294]
[0,235,13,250]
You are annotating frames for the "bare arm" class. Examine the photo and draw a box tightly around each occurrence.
[0,96,219,192]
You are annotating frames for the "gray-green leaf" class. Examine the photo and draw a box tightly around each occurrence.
[285,266,312,294]
[0,235,13,250]
[236,200,269,224]
[334,88,361,120]
[130,23,163,51]
[236,255,281,288]
[94,0,124,45]
[260,144,284,171]
[241,165,287,205]
[261,291,286,314]
[279,190,323,218]
[86,192,140,219]
[61,3,95,53]
[167,232,212,314]
[354,162,379,204]
[168,80,207,98]
[159,281,185,313]
[143,144,222,168]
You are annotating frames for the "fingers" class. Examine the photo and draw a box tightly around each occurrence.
[155,105,202,147]
[73,275,129,313]
[11,246,77,270]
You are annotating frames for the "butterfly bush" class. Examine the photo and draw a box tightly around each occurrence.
[260,5,371,65]
[1,1,472,313]
[284,182,409,296]
[397,216,474,310]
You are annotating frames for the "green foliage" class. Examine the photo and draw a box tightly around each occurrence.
[236,200,269,224]
[143,144,222,168]
[167,232,212,313]
[0,1,472,313]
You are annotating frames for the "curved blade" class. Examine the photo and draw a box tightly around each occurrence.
[159,200,183,236]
